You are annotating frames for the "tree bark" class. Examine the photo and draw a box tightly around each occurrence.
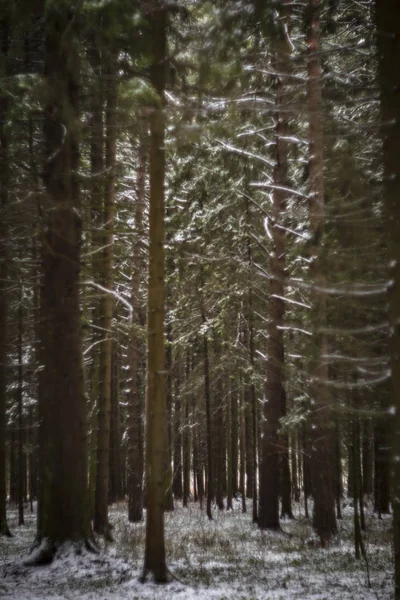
[127,136,146,523]
[259,2,292,529]
[375,4,400,597]
[31,4,92,561]
[306,0,337,545]
[142,1,168,582]
[0,11,11,537]
[94,54,117,539]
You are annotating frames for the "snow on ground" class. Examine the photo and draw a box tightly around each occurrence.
[0,499,393,600]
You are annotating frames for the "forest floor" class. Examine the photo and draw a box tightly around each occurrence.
[0,498,393,600]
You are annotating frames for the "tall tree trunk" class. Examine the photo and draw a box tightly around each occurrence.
[306,0,337,545]
[94,55,117,539]
[0,12,11,537]
[127,136,146,523]
[17,280,25,526]
[240,391,247,514]
[164,320,174,511]
[142,1,168,582]
[376,4,400,597]
[231,384,239,497]
[31,4,92,561]
[108,344,121,503]
[202,311,213,520]
[87,44,104,522]
[259,4,292,529]
[226,387,233,510]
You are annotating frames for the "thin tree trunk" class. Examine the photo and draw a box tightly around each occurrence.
[172,364,183,500]
[127,136,146,523]
[94,55,117,539]
[240,391,247,514]
[226,387,233,510]
[0,12,11,537]
[362,418,373,496]
[17,279,25,526]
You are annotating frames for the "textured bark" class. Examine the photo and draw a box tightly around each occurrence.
[0,12,11,537]
[94,56,117,539]
[306,0,337,544]
[142,2,168,582]
[127,137,146,523]
[375,4,400,597]
[33,4,91,557]
[259,4,292,529]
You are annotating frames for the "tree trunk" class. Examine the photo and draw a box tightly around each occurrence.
[0,12,11,538]
[374,416,391,515]
[127,136,146,523]
[31,4,92,561]
[259,4,292,529]
[306,0,337,544]
[142,1,168,582]
[375,4,400,597]
[362,418,373,496]
[240,391,247,514]
[94,55,117,539]
[17,280,25,526]
[172,364,183,500]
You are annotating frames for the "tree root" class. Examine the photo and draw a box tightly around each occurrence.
[24,536,99,566]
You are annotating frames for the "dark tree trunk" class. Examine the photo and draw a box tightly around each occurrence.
[226,388,233,510]
[172,367,183,500]
[259,4,292,529]
[164,320,174,511]
[94,55,117,540]
[240,391,247,514]
[362,418,373,496]
[31,4,92,561]
[375,4,400,597]
[231,388,239,497]
[373,417,391,515]
[333,416,342,520]
[0,12,11,537]
[17,282,25,526]
[306,0,337,544]
[142,2,168,582]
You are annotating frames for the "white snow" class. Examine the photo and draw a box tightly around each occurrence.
[0,499,393,599]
